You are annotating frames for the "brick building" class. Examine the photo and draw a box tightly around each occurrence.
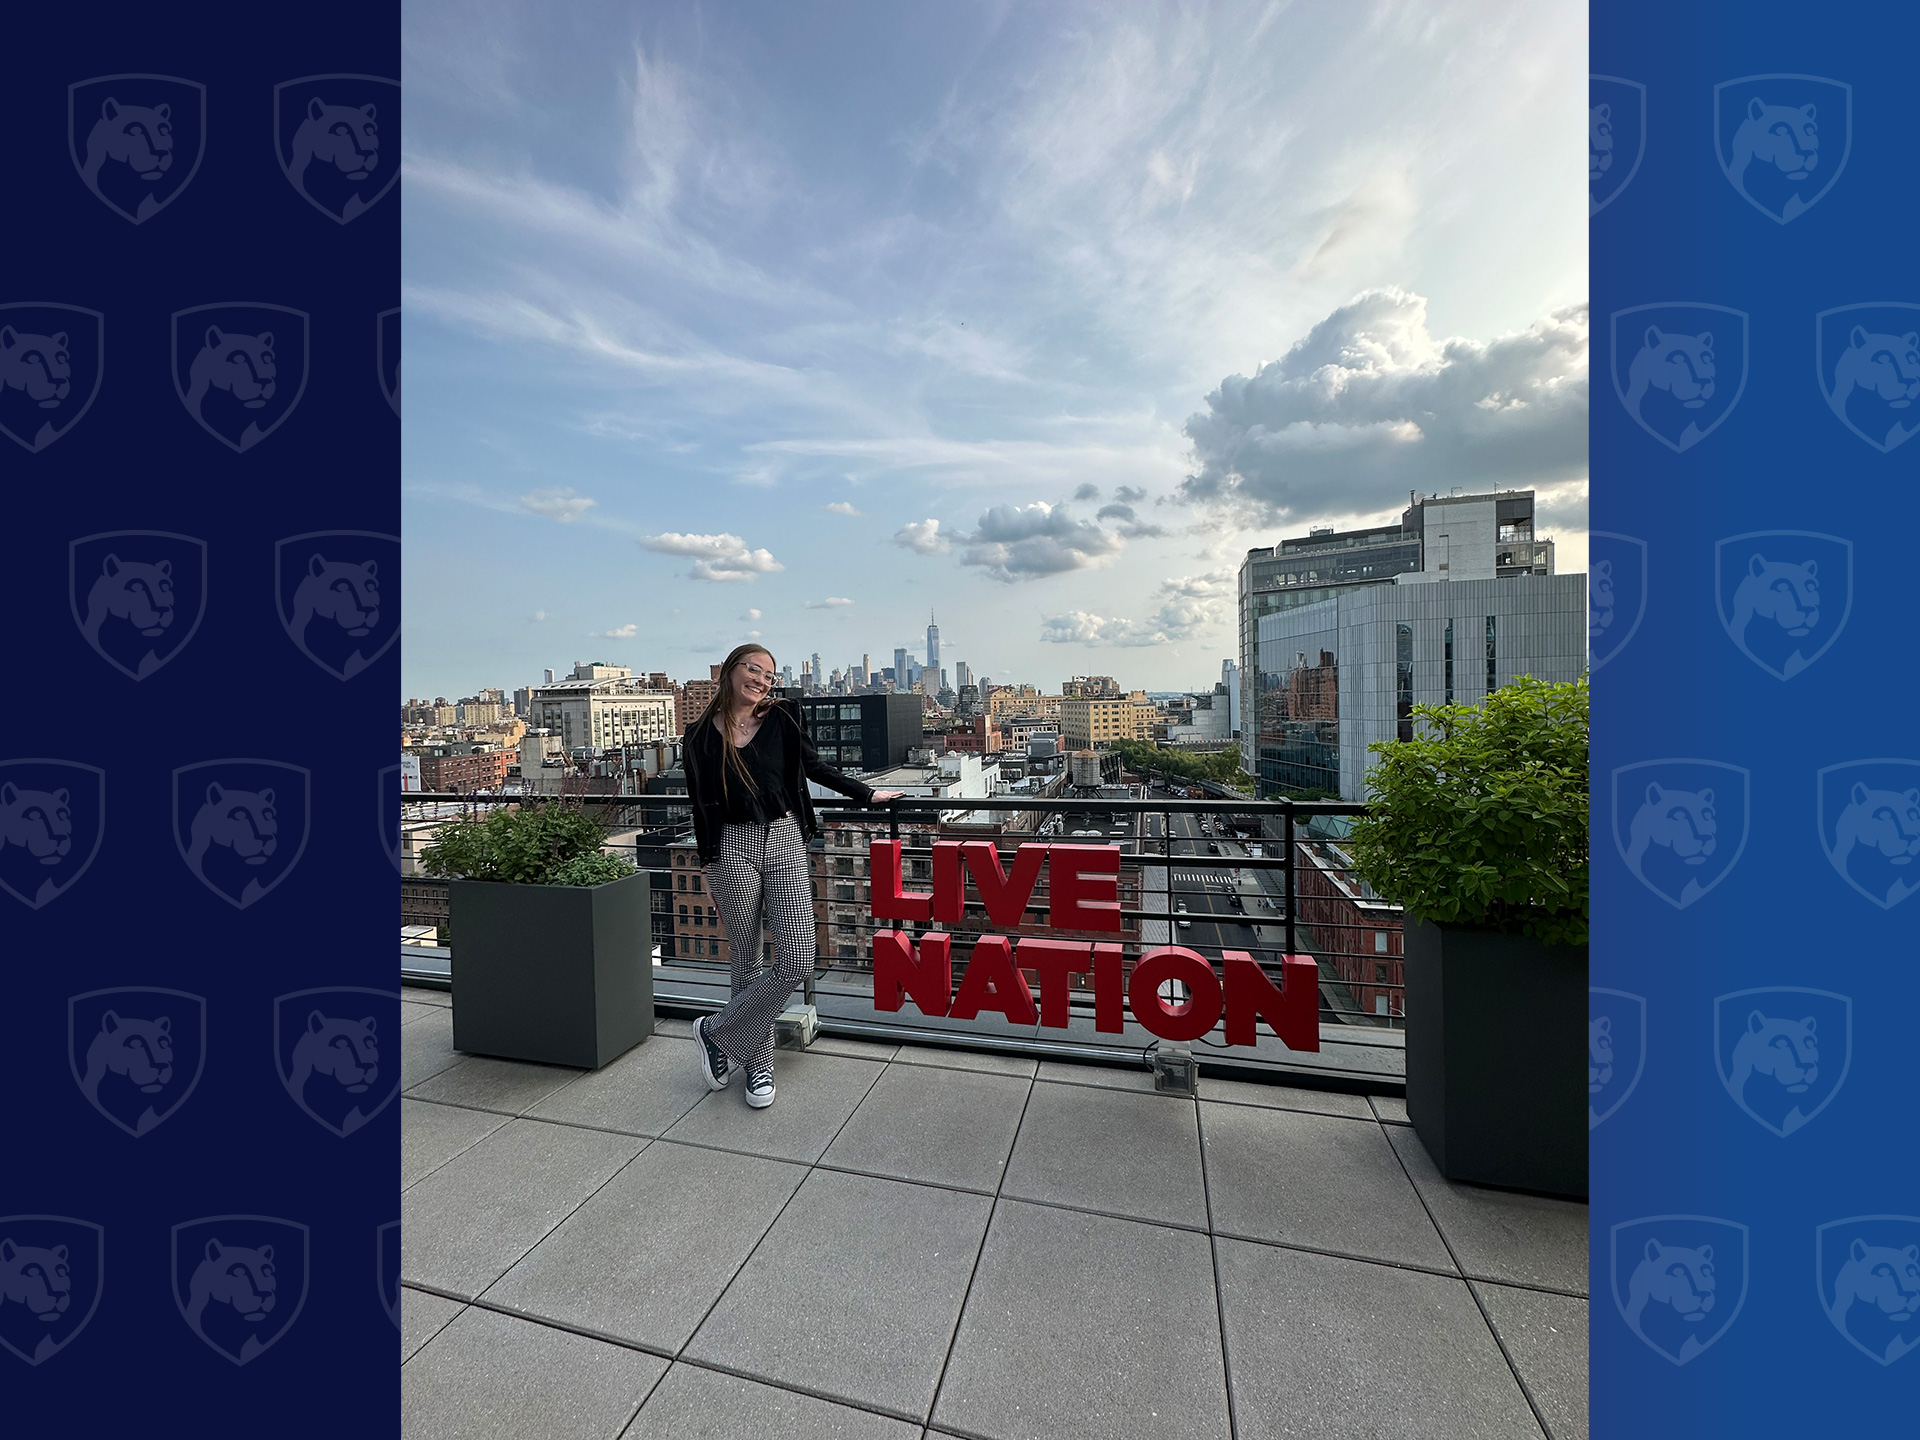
[414,746,510,793]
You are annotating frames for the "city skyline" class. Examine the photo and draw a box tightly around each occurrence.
[401,2,1586,700]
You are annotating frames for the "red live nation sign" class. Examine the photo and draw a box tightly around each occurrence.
[866,840,1318,1051]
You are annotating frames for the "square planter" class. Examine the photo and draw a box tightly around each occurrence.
[1403,919,1586,1199]
[449,870,653,1069]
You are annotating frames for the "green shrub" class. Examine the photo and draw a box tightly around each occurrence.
[420,804,617,886]
[545,852,638,888]
[1346,674,1588,947]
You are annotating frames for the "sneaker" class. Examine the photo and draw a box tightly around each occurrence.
[693,1016,730,1091]
[745,1067,775,1108]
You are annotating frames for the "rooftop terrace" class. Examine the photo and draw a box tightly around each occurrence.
[400,985,1588,1440]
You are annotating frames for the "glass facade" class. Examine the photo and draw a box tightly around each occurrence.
[1255,611,1340,797]
[1444,618,1455,705]
[1485,614,1497,693]
[1395,623,1414,742]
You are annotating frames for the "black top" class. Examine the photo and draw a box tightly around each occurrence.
[683,699,877,864]
[721,718,794,824]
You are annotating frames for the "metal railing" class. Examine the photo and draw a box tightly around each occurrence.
[397,789,1408,1086]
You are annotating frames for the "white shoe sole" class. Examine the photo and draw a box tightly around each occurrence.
[693,1018,729,1091]
[745,1084,775,1109]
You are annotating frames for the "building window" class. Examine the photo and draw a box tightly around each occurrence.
[1485,615,1497,693]
[1374,930,1388,953]
[1443,619,1454,706]
[678,905,687,918]
[676,873,685,890]
[691,875,702,893]
[1375,962,1390,983]
[1395,623,1413,743]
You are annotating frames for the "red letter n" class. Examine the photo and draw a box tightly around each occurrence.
[873,929,951,1017]
[1223,951,1319,1052]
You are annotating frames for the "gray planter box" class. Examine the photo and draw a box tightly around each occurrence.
[450,871,653,1069]
[1403,920,1586,1199]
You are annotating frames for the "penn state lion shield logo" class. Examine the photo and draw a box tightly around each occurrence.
[0,1216,104,1366]
[1715,74,1851,225]
[171,303,309,453]
[1611,304,1748,453]
[274,75,399,225]
[1587,533,1647,670]
[1819,759,1920,910]
[1590,76,1645,216]
[68,531,208,681]
[1612,1215,1749,1365]
[275,531,401,681]
[1714,987,1850,1137]
[377,1221,401,1331]
[171,759,310,909]
[378,764,405,873]
[1817,304,1920,453]
[1817,1216,1920,1366]
[1613,759,1750,910]
[171,1215,308,1366]
[67,987,206,1138]
[0,759,105,910]
[274,987,400,1138]
[68,74,205,224]
[0,302,104,454]
[1714,531,1851,681]
[1588,988,1645,1130]
[377,307,400,417]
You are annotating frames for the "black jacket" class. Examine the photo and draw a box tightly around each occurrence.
[683,699,876,864]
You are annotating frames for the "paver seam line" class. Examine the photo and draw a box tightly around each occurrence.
[671,1050,890,1367]
[400,1102,514,1195]
[614,1363,675,1440]
[1382,1119,1555,1440]
[396,1282,467,1365]
[1196,1101,1241,1440]
[1037,1073,1383,1122]
[408,1274,956,1437]
[456,1133,654,1309]
[922,1066,1039,1429]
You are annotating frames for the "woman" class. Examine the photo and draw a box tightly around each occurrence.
[682,644,899,1108]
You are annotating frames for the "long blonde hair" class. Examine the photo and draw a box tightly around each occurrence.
[695,644,778,797]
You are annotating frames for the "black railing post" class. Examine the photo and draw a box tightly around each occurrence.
[1283,799,1296,957]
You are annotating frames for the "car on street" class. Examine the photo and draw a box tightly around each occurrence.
[1175,903,1191,928]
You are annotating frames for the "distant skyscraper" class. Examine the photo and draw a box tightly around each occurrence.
[894,647,909,684]
[926,612,940,674]
[861,653,871,686]
[955,660,973,691]
[811,652,823,691]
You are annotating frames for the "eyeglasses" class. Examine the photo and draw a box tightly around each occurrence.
[738,662,773,680]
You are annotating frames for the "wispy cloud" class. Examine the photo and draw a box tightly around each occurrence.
[638,531,784,581]
[529,610,552,623]
[805,596,854,609]
[594,623,639,639]
[522,486,596,522]
[1039,571,1233,647]
[824,501,862,516]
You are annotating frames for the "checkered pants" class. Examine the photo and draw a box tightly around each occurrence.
[703,814,816,1075]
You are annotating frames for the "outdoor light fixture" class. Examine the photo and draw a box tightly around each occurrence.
[1153,1043,1199,1096]
[774,1004,819,1051]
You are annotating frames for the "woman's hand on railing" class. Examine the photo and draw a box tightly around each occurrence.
[870,790,904,801]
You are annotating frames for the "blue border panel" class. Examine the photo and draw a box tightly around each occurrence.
[1592,6,1920,1431]
[3,11,399,1430]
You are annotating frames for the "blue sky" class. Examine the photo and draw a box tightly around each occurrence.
[401,0,1587,701]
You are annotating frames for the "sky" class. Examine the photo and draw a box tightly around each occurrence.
[401,0,1588,702]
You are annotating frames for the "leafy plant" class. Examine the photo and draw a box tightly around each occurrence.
[1346,674,1588,947]
[420,804,622,886]
[545,852,638,888]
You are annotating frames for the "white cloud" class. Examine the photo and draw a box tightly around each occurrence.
[1180,289,1588,524]
[521,486,596,523]
[742,607,763,621]
[824,501,862,516]
[894,519,952,555]
[805,596,854,609]
[638,532,784,581]
[959,502,1124,583]
[529,610,552,623]
[1039,571,1233,647]
[595,623,639,639]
